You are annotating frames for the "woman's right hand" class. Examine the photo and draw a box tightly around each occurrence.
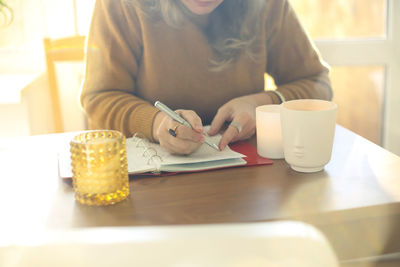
[152,109,205,155]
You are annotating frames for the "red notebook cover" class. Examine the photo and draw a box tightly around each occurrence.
[229,140,273,167]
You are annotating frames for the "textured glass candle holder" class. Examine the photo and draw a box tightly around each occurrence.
[70,130,130,206]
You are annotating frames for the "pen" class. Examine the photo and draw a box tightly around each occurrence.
[154,101,220,151]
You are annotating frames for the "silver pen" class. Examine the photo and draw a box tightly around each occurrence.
[154,101,220,151]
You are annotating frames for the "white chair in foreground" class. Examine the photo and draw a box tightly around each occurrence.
[0,221,338,267]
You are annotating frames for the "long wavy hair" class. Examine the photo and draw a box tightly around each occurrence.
[134,0,265,71]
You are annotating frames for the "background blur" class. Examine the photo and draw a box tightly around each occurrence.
[1,0,399,156]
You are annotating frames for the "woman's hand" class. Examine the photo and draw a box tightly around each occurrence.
[208,92,273,150]
[152,109,205,155]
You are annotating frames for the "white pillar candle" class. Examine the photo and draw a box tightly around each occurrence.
[256,105,284,159]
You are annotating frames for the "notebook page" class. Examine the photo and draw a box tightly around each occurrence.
[155,134,245,166]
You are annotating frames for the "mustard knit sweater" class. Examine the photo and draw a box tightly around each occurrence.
[81,0,332,141]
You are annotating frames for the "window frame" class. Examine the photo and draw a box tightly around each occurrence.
[314,0,400,155]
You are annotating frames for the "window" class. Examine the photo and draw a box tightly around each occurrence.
[290,0,400,155]
[0,0,94,72]
[291,0,387,39]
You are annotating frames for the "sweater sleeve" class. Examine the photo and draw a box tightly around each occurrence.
[264,0,333,103]
[80,0,159,140]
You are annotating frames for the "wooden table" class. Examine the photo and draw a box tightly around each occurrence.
[0,125,399,260]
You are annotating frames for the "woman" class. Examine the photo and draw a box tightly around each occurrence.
[81,0,332,155]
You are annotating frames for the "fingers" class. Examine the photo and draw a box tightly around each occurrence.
[160,131,203,155]
[162,123,204,155]
[172,123,204,143]
[218,113,256,150]
[156,109,205,155]
[208,105,232,136]
[176,110,203,133]
[208,95,258,150]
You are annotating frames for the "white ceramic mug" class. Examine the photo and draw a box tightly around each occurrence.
[256,105,284,159]
[280,99,337,173]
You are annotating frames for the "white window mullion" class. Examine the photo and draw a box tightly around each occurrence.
[383,0,400,155]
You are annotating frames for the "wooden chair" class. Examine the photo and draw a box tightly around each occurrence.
[43,35,86,133]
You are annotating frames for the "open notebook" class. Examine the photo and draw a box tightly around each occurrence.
[125,133,246,174]
[59,132,273,178]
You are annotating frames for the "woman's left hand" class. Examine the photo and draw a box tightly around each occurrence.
[207,92,273,150]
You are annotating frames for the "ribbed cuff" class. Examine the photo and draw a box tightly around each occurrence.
[265,90,281,104]
[128,105,160,142]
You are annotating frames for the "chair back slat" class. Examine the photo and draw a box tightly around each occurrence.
[43,36,86,133]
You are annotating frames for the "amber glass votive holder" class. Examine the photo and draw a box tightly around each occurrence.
[70,130,130,206]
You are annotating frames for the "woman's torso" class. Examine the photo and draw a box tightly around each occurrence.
[133,6,267,124]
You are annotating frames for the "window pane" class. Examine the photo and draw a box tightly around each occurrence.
[76,0,96,35]
[290,0,387,39]
[331,66,385,145]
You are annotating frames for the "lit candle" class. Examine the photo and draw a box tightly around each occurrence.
[256,105,284,159]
